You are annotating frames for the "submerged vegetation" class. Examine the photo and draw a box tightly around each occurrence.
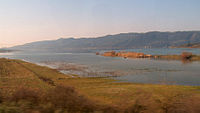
[0,58,200,113]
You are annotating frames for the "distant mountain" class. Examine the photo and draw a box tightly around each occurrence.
[0,49,14,53]
[173,42,200,48]
[10,31,200,53]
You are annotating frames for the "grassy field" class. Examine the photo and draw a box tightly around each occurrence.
[0,58,200,113]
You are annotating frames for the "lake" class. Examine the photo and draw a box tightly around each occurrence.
[1,48,200,86]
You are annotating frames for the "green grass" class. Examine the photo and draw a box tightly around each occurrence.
[0,58,200,113]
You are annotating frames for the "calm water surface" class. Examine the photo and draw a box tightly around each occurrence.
[1,48,200,86]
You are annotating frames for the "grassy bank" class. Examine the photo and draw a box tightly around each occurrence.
[0,58,200,113]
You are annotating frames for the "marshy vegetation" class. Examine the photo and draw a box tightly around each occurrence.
[0,58,200,113]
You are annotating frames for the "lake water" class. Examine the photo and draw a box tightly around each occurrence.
[1,48,200,86]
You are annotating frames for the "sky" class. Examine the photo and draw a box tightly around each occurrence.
[0,0,200,47]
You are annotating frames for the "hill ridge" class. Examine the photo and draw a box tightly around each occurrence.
[9,31,200,53]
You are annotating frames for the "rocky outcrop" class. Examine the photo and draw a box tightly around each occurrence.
[102,51,117,57]
[101,51,200,61]
[101,51,152,58]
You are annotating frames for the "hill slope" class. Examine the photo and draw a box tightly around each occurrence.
[10,31,200,53]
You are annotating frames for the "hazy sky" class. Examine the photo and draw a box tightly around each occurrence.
[1,0,200,47]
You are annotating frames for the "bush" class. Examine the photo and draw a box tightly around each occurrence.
[4,85,132,113]
[11,87,41,104]
[46,85,96,113]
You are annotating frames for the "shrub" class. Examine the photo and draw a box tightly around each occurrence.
[46,85,96,113]
[11,87,41,104]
